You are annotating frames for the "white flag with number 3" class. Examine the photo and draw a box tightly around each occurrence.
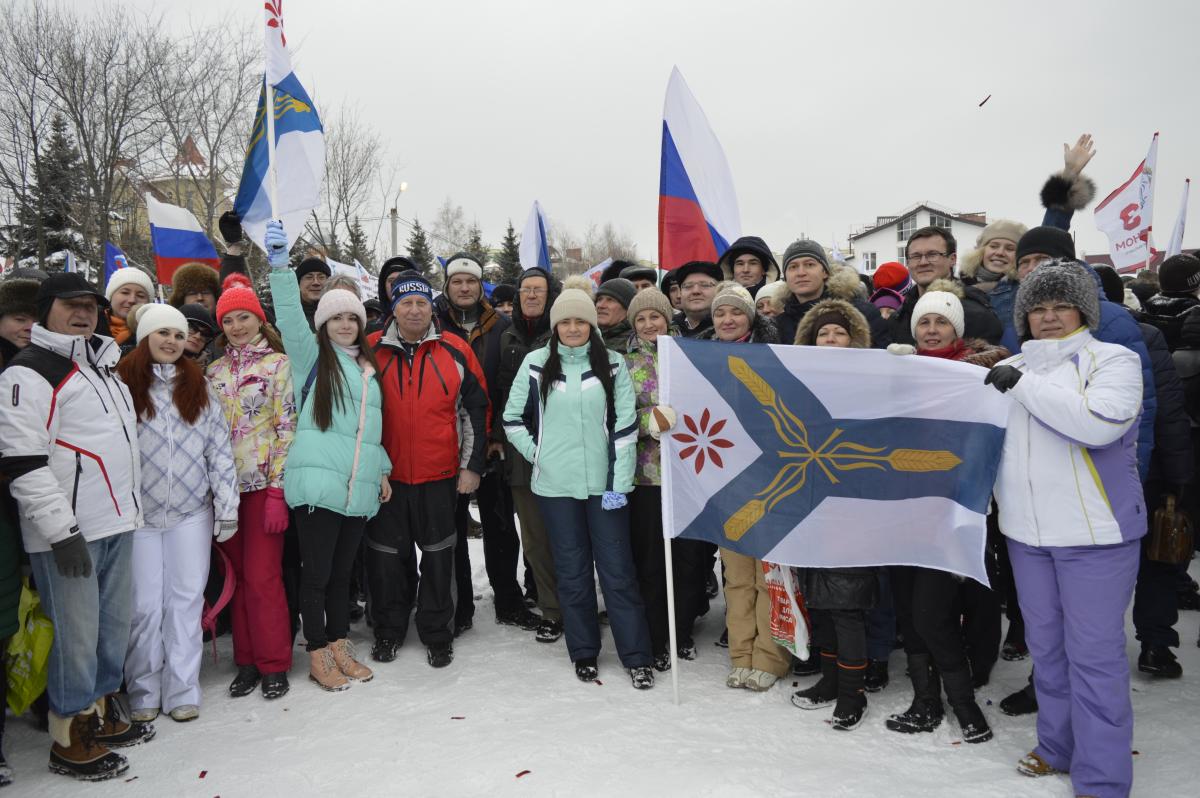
[1094,133,1158,272]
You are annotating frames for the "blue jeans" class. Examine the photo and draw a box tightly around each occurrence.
[30,533,133,717]
[536,495,651,668]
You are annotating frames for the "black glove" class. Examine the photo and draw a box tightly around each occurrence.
[50,530,93,579]
[984,365,1023,393]
[218,211,243,245]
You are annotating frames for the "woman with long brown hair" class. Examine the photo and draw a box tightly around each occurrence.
[265,221,390,691]
[117,304,239,723]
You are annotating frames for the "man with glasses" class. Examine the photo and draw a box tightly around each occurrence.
[673,261,724,338]
[888,227,1003,346]
[179,303,218,369]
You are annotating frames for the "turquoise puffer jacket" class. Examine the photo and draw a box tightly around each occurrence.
[269,270,390,518]
[502,341,637,499]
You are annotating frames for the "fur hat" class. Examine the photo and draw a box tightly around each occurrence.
[550,288,598,329]
[169,262,221,308]
[959,219,1028,280]
[710,281,755,320]
[0,278,39,319]
[315,288,367,330]
[490,283,516,305]
[627,286,674,326]
[720,236,780,283]
[675,261,723,286]
[872,261,913,293]
[619,263,658,284]
[444,252,483,281]
[1016,226,1075,266]
[1014,259,1100,337]
[595,277,637,310]
[1159,254,1200,294]
[911,279,966,339]
[215,273,265,324]
[134,303,189,345]
[105,267,154,301]
[794,298,871,348]
[781,239,830,274]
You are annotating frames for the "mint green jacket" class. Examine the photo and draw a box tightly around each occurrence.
[269,270,390,518]
[502,342,637,499]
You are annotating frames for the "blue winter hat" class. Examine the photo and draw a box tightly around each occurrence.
[389,270,433,309]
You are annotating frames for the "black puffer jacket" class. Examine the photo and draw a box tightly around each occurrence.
[795,567,878,610]
[890,279,1003,346]
[1142,323,1194,487]
[1172,309,1200,428]
[1142,293,1200,351]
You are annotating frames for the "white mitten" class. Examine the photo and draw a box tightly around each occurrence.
[648,405,677,440]
[887,343,917,356]
[214,519,238,543]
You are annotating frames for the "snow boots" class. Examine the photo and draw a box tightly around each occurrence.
[48,707,128,782]
[95,695,154,748]
[885,653,944,733]
[371,638,400,663]
[831,660,868,731]
[427,643,453,668]
[942,668,993,743]
[575,657,599,682]
[330,639,374,682]
[229,664,260,697]
[791,651,838,709]
[864,658,889,692]
[630,666,655,690]
[309,647,350,692]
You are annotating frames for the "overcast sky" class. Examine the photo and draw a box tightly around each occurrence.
[85,0,1200,262]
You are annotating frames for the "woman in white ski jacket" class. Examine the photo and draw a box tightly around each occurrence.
[117,305,239,723]
[985,259,1145,798]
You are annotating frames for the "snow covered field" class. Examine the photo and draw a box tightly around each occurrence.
[8,543,1199,797]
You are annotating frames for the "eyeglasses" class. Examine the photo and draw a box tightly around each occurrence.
[681,281,717,292]
[518,287,547,296]
[1027,303,1077,319]
[187,323,213,336]
[907,252,947,263]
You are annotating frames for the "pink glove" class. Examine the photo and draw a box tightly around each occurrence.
[264,487,290,535]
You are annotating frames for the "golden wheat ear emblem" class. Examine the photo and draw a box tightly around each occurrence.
[721,356,962,542]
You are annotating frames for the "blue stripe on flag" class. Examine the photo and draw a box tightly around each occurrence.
[149,224,219,261]
[659,122,700,203]
[535,211,552,270]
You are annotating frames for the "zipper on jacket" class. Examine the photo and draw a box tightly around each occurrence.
[71,452,82,511]
[428,349,449,395]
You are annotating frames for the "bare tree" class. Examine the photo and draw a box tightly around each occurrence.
[429,196,467,257]
[582,221,637,265]
[147,19,260,238]
[305,101,383,259]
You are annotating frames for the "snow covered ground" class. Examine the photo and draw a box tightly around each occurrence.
[8,543,1200,797]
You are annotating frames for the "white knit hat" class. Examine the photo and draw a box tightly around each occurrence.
[549,288,598,329]
[134,303,188,344]
[445,253,483,281]
[315,288,367,330]
[910,290,965,339]
[105,267,155,301]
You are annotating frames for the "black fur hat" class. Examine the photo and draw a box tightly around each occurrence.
[0,278,39,319]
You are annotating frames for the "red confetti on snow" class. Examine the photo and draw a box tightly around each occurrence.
[124,776,139,782]
[200,771,208,779]
[594,680,603,686]
[1132,750,1140,756]
[516,770,531,778]
[950,741,962,746]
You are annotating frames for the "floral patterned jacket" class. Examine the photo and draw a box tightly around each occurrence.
[624,331,675,486]
[206,335,296,493]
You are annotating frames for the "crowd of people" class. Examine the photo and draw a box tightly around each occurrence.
[0,136,1196,798]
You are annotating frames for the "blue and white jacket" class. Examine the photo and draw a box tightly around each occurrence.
[137,364,239,529]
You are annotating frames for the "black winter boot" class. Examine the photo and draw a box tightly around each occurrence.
[791,652,838,709]
[885,653,943,733]
[942,668,993,743]
[831,661,868,731]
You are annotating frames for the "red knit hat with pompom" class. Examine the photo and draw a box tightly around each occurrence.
[215,273,265,324]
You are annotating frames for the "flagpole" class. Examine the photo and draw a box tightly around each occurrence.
[264,79,279,220]
[664,536,680,706]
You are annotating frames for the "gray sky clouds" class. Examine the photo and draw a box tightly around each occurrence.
[99,0,1200,261]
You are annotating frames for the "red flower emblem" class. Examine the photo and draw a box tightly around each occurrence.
[673,409,734,474]
[266,1,287,47]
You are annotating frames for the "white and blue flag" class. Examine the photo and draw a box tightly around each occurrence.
[660,338,1010,585]
[519,200,552,272]
[234,1,324,253]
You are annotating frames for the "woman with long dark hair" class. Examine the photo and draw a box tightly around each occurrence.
[265,221,390,691]
[503,288,653,688]
[117,305,239,723]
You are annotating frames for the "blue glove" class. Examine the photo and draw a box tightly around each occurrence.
[601,491,628,511]
[265,220,289,269]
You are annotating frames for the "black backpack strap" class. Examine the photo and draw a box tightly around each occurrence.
[299,362,318,409]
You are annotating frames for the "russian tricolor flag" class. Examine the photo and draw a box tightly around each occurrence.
[658,67,742,270]
[145,193,219,285]
[519,200,553,272]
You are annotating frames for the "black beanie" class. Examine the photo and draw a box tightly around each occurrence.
[295,257,331,281]
[1159,254,1200,294]
[1016,226,1075,265]
[490,283,516,304]
[1092,265,1125,305]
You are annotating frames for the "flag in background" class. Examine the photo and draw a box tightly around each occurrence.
[326,256,378,300]
[831,242,847,264]
[658,67,741,270]
[1094,132,1159,272]
[145,193,219,284]
[234,0,325,254]
[581,258,612,288]
[103,241,128,288]
[659,338,1009,585]
[61,250,78,274]
[1167,179,1190,258]
[519,200,552,271]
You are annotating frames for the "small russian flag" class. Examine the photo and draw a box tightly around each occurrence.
[144,193,219,285]
[658,67,742,270]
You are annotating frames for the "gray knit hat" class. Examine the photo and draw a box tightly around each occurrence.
[710,281,756,320]
[627,287,674,326]
[1013,259,1100,338]
[781,239,830,274]
[595,277,637,309]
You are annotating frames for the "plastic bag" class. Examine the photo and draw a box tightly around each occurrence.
[6,578,54,715]
[764,562,809,658]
